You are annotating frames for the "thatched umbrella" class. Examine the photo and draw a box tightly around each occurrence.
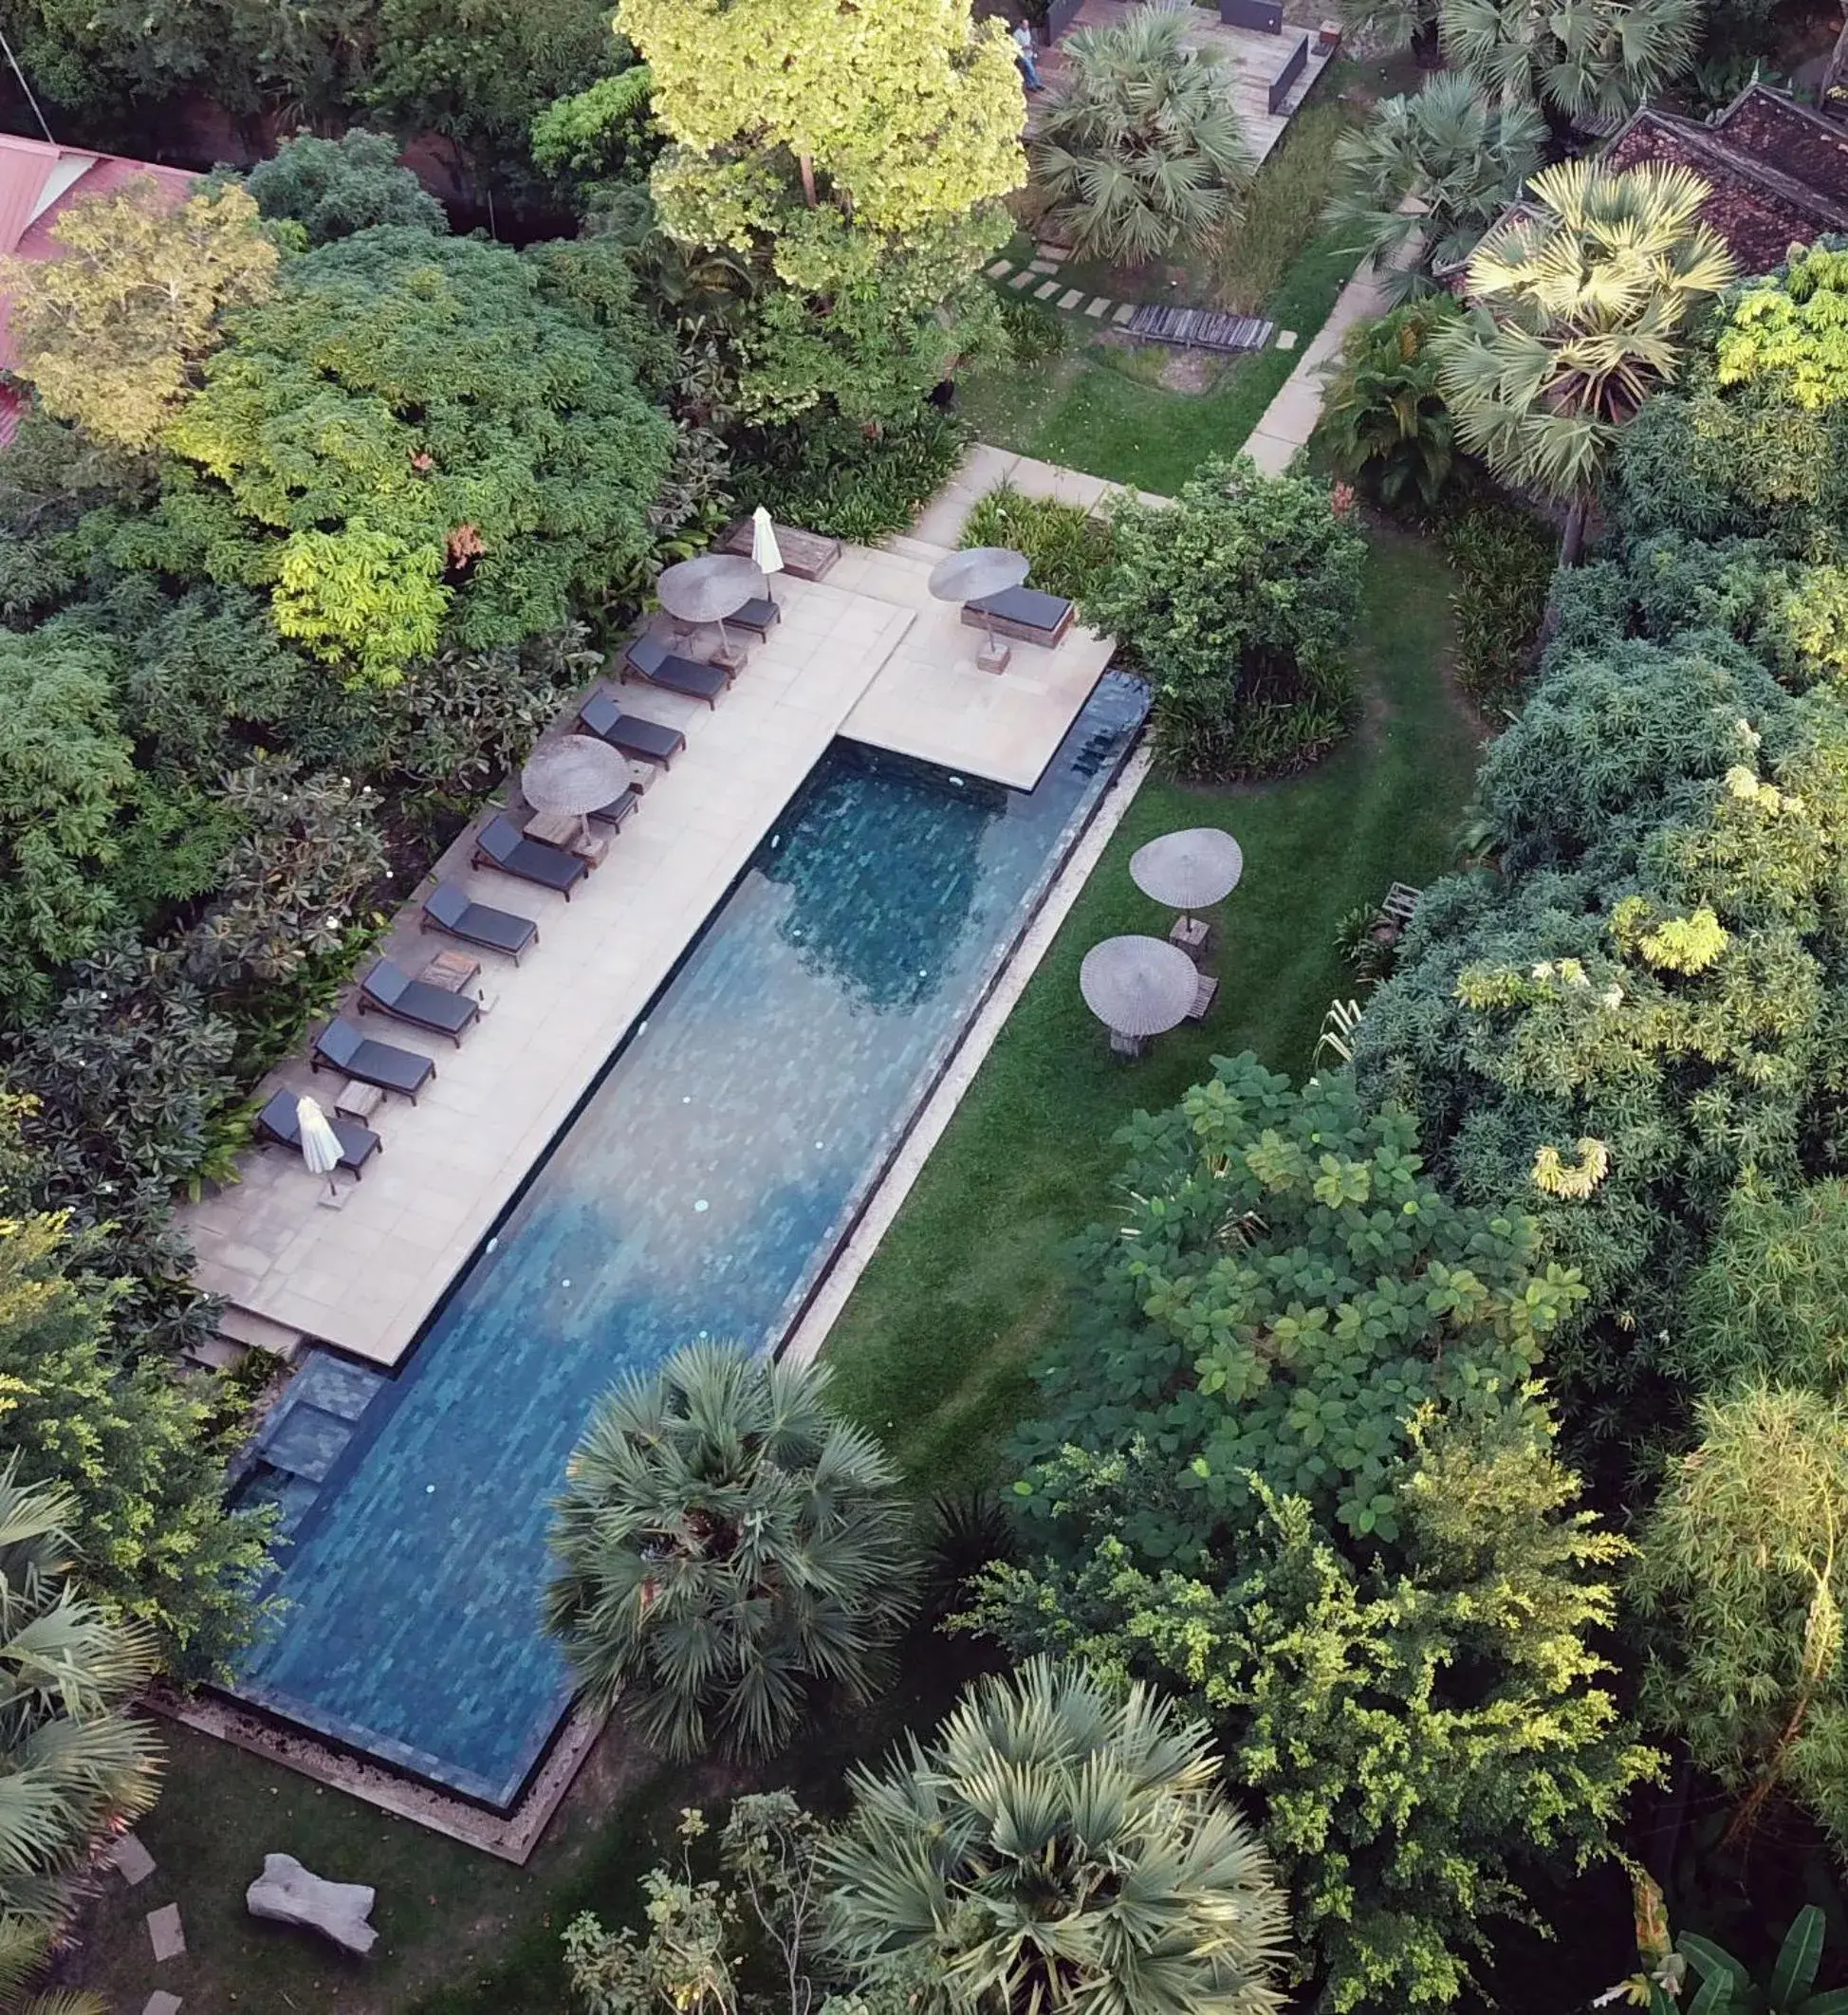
[1130,827,1245,927]
[1080,935,1198,1044]
[521,737,634,819]
[656,554,768,656]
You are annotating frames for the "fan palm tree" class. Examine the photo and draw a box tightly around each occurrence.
[1326,74,1543,304]
[545,1342,918,1761]
[1029,6,1249,267]
[824,1656,1293,2015]
[1440,0,1696,125]
[0,1457,160,1944]
[1320,297,1461,507]
[0,1917,104,2015]
[1433,157,1736,562]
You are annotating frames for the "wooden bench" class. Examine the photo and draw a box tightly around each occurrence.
[716,518,841,582]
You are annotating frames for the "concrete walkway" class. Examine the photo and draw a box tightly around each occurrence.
[1243,257,1392,476]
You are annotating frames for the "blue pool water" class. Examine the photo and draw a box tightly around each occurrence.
[231,675,1146,1807]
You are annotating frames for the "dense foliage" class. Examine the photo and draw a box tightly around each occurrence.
[1088,460,1364,778]
[242,128,447,244]
[1318,297,1461,510]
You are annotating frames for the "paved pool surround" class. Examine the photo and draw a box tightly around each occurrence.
[231,678,1147,1808]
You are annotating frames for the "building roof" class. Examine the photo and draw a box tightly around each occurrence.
[0,133,196,372]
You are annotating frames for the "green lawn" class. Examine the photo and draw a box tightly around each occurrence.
[961,225,1361,494]
[823,527,1485,1488]
[79,532,1479,2015]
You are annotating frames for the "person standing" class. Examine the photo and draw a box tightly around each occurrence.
[1012,20,1044,90]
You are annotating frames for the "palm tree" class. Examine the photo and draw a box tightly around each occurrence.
[1325,74,1543,304]
[824,1656,1293,2015]
[0,1919,104,2015]
[1439,0,1697,125]
[1433,157,1736,562]
[0,1457,160,1942]
[1029,6,1249,267]
[1320,298,1460,508]
[545,1342,918,1761]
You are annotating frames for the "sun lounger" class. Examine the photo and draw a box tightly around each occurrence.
[725,597,780,638]
[963,585,1076,647]
[360,959,481,1046]
[420,881,538,962]
[590,785,642,831]
[472,814,590,897]
[254,1089,380,1177]
[577,693,687,768]
[623,632,730,708]
[310,1017,435,1102]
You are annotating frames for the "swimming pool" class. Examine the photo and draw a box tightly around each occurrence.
[231,674,1146,1807]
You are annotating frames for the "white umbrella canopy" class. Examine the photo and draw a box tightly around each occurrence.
[926,546,1029,605]
[1130,827,1245,915]
[750,506,784,578]
[297,1095,342,1196]
[1080,936,1199,1039]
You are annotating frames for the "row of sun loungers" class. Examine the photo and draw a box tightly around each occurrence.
[262,616,756,1184]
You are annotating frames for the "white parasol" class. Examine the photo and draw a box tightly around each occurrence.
[296,1095,343,1201]
[1079,936,1199,1041]
[750,506,785,587]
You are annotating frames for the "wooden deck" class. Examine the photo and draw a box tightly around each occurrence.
[1030,0,1336,166]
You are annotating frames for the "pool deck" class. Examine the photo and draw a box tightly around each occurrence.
[181,540,1115,1368]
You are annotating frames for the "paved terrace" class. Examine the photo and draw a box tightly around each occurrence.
[181,543,1114,1367]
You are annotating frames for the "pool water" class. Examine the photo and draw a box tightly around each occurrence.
[231,675,1146,1807]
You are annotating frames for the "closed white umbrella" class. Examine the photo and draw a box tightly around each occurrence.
[750,506,784,591]
[297,1095,343,1201]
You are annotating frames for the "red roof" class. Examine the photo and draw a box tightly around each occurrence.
[0,134,196,372]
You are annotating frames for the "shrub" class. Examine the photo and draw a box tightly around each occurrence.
[733,408,968,545]
[1432,490,1556,715]
[996,290,1066,365]
[1087,456,1365,779]
[1317,298,1461,510]
[960,483,1117,605]
[242,129,446,245]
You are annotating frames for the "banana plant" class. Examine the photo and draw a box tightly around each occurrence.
[1678,1910,1848,2015]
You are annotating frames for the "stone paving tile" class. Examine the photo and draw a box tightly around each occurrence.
[1275,328,1298,349]
[1057,287,1082,309]
[1028,258,1058,274]
[111,1831,157,1886]
[147,1903,185,1962]
[1033,280,1061,300]
[985,259,1012,277]
[1007,269,1034,289]
[143,1995,183,2015]
[1084,296,1111,317]
[1113,303,1136,324]
[1035,243,1070,263]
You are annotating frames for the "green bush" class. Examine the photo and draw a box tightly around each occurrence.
[960,483,1117,605]
[1433,490,1556,716]
[733,408,968,544]
[1216,101,1353,313]
[997,291,1067,366]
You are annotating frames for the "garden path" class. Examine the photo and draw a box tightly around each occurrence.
[1242,253,1391,474]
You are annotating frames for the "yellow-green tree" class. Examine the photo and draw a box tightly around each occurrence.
[0,178,277,453]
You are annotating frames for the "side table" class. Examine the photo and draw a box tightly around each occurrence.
[335,1079,384,1124]
[525,810,611,866]
[1169,915,1211,965]
[418,949,482,994]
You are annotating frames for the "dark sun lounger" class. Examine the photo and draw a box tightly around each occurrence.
[623,632,730,708]
[577,692,687,768]
[420,881,538,962]
[472,814,589,898]
[591,785,642,831]
[310,1017,435,1102]
[360,958,481,1046]
[963,584,1077,646]
[254,1088,380,1177]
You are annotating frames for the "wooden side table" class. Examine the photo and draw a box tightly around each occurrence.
[1170,915,1211,965]
[335,1080,384,1123]
[419,949,482,994]
[524,810,611,865]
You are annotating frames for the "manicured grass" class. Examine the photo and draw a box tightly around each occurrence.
[822,528,1485,1489]
[960,225,1362,493]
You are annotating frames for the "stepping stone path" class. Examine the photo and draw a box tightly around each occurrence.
[1007,270,1034,290]
[144,1995,183,2015]
[1058,287,1082,309]
[982,247,1126,326]
[1035,243,1070,263]
[1084,296,1110,317]
[1275,329,1299,350]
[1033,280,1061,300]
[985,260,1011,278]
[112,1832,157,1886]
[147,1903,186,1963]
[1112,304,1136,325]
[1029,259,1058,275]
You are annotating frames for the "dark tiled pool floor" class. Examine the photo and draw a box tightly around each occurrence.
[231,676,1146,1806]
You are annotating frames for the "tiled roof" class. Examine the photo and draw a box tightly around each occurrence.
[1714,83,1848,204]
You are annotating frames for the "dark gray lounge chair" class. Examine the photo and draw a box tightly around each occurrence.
[623,633,729,708]
[963,585,1076,646]
[310,1017,435,1102]
[255,1089,380,1177]
[714,596,780,638]
[590,785,641,831]
[420,881,538,962]
[360,959,481,1046]
[472,814,589,898]
[577,693,686,767]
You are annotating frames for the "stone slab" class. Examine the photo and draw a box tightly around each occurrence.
[1085,296,1111,317]
[1007,269,1034,290]
[1057,287,1082,309]
[986,260,1012,277]
[1035,243,1070,263]
[1033,280,1061,300]
[1113,303,1136,324]
[1029,259,1058,274]
[1275,328,1298,350]
[143,1995,184,2015]
[147,1903,185,1963]
[112,1831,157,1886]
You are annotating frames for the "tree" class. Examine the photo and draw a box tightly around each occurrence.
[825,1656,1291,2015]
[0,178,277,453]
[1434,160,1735,562]
[1029,8,1248,266]
[974,1415,1657,2014]
[545,1343,918,1760]
[1712,242,1848,415]
[1438,0,1696,124]
[1325,75,1543,303]
[243,129,446,245]
[1317,298,1461,509]
[1086,459,1365,778]
[0,1193,271,1676]
[0,1455,161,1934]
[531,65,662,210]
[1630,1381,1848,1849]
[142,228,675,682]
